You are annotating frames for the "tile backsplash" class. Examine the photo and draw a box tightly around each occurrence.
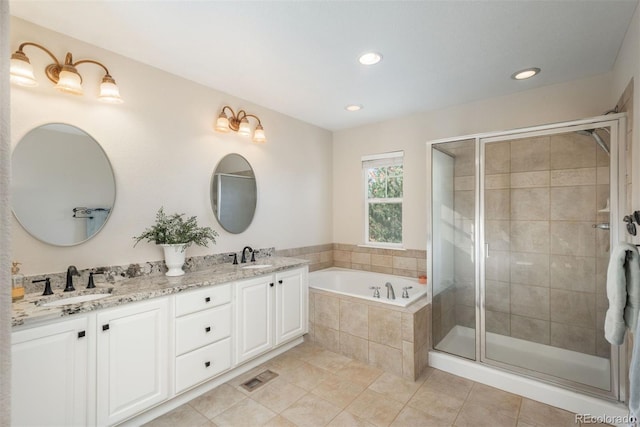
[277,243,426,278]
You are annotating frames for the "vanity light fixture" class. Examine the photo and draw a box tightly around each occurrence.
[10,41,123,104]
[215,106,266,143]
[511,67,541,80]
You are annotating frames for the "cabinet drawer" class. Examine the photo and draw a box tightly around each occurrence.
[175,337,231,393]
[176,304,231,355]
[175,284,231,316]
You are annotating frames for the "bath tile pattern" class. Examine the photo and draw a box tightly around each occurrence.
[309,288,430,381]
[440,130,611,359]
[145,342,604,427]
[282,243,426,279]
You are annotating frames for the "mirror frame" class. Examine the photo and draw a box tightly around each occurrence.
[11,123,117,246]
[210,153,257,234]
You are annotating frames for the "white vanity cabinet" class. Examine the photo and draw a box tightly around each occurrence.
[174,284,232,393]
[235,275,274,363]
[96,298,170,426]
[236,267,308,364]
[275,267,308,344]
[12,316,92,427]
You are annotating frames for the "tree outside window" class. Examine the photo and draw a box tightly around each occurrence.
[363,153,403,246]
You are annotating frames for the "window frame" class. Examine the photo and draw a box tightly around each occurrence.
[362,151,404,248]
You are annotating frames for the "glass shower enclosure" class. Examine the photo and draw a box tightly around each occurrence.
[428,114,626,400]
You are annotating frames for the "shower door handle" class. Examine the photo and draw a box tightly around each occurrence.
[485,243,489,258]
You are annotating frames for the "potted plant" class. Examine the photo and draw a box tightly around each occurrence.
[133,207,218,276]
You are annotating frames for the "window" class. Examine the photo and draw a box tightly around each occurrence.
[363,151,403,246]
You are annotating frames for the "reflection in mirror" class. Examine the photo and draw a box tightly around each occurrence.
[11,123,116,246]
[211,154,257,234]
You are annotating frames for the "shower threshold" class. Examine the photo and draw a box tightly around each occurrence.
[435,325,610,390]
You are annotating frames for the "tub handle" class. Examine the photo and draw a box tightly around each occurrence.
[402,286,413,298]
[369,286,381,298]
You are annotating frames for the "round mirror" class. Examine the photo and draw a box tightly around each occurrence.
[211,154,257,234]
[11,123,116,246]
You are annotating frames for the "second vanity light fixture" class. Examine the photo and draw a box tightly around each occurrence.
[10,41,123,104]
[215,106,266,143]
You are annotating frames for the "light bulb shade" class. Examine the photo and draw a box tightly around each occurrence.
[54,66,83,95]
[252,124,266,143]
[10,51,37,87]
[215,112,231,132]
[238,117,251,136]
[98,75,123,104]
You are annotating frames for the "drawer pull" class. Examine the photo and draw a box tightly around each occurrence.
[270,283,274,287]
[278,280,283,284]
[205,361,211,368]
[78,330,86,339]
[102,324,109,331]
[205,326,211,333]
[205,297,211,303]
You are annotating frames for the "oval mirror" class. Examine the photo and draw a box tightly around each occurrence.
[11,123,116,246]
[211,154,257,234]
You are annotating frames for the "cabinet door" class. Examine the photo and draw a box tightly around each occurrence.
[275,267,308,344]
[96,298,169,426]
[235,276,274,363]
[12,316,90,427]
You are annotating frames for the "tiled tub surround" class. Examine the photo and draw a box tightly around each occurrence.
[438,131,612,358]
[12,255,306,327]
[308,283,430,381]
[276,244,334,272]
[277,243,427,278]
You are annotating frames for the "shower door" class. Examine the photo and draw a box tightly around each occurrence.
[429,114,626,400]
[480,119,623,399]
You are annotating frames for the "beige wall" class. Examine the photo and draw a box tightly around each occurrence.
[332,73,615,251]
[10,17,334,275]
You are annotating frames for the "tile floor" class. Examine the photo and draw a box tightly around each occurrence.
[145,341,609,427]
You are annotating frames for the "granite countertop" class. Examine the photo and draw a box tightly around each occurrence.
[12,257,309,328]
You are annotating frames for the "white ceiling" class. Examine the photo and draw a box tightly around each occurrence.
[9,0,639,131]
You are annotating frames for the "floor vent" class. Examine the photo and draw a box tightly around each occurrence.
[241,369,279,392]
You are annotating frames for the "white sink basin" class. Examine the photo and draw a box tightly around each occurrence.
[40,293,112,307]
[242,264,273,269]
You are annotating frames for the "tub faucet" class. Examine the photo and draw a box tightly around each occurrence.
[369,286,380,298]
[65,265,80,292]
[385,282,395,300]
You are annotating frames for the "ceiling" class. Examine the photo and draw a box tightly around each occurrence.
[9,0,639,131]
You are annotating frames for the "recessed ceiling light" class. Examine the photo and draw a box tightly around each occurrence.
[511,67,541,80]
[345,104,362,112]
[358,52,382,66]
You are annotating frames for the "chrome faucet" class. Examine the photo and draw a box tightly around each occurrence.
[65,265,80,292]
[369,286,381,298]
[402,286,413,298]
[385,282,395,300]
[241,246,254,263]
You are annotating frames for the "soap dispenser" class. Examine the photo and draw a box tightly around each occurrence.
[11,262,25,302]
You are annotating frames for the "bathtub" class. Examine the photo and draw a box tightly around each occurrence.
[309,267,427,307]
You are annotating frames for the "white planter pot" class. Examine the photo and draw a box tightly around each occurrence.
[161,244,187,276]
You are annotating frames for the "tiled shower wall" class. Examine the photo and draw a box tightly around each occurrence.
[433,129,615,358]
[480,133,610,358]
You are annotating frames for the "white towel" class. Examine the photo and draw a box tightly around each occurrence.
[86,208,110,238]
[605,243,640,345]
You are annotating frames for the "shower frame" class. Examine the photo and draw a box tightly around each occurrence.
[426,113,628,402]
